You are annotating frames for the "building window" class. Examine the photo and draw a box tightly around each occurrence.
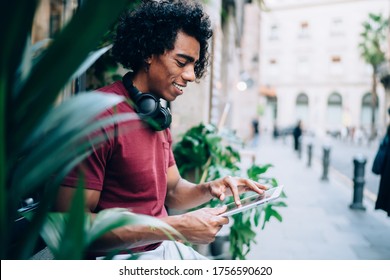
[326,92,343,129]
[330,17,344,37]
[328,92,342,105]
[269,59,279,77]
[296,93,309,105]
[269,24,279,40]
[298,21,310,39]
[297,57,310,77]
[330,56,343,76]
[296,93,309,122]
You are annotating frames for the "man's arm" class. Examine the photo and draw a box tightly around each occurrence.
[54,186,174,252]
[165,164,268,211]
[164,165,213,210]
[54,186,228,254]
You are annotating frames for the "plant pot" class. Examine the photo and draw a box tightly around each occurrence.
[209,235,227,257]
[193,244,209,257]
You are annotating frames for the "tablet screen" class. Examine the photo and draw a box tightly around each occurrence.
[221,185,283,216]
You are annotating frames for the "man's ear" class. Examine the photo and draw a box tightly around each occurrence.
[145,55,153,65]
[144,56,153,71]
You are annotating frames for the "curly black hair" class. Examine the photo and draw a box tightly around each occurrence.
[112,0,212,80]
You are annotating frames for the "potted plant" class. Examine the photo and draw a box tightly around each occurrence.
[1,0,180,260]
[173,123,287,259]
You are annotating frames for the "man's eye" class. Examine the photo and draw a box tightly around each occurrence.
[177,61,186,67]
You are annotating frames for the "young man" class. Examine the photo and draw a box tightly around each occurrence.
[56,0,267,259]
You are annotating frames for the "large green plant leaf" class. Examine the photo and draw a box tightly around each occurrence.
[9,93,136,208]
[71,45,113,81]
[15,150,92,259]
[38,207,185,259]
[1,0,135,259]
[9,0,129,151]
[0,0,40,256]
[8,96,136,259]
[0,0,39,97]
[88,208,184,247]
[25,92,127,148]
[57,175,87,259]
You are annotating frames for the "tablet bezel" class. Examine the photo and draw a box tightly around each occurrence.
[219,185,284,217]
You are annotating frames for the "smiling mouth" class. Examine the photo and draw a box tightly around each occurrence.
[173,82,184,93]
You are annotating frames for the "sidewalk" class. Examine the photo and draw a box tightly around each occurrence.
[243,134,390,260]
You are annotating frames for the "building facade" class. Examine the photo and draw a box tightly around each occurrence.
[171,0,262,142]
[259,0,390,140]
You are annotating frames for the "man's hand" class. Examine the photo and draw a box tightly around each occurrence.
[206,176,268,206]
[175,207,229,244]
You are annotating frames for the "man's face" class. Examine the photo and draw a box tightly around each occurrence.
[146,31,200,102]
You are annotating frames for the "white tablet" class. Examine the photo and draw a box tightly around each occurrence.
[219,185,284,217]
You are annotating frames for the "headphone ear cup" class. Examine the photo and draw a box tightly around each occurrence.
[136,94,160,118]
[144,107,171,131]
[155,107,172,130]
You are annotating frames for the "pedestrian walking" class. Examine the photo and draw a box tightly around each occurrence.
[292,120,302,151]
[250,117,260,147]
[372,108,390,217]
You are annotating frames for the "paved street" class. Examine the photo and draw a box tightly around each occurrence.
[302,134,381,201]
[242,133,390,260]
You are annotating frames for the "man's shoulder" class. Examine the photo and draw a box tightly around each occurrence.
[93,81,135,115]
[96,81,126,96]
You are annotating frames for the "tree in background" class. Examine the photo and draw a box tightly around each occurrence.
[359,13,389,139]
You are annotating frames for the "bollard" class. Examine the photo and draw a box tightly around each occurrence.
[349,155,367,211]
[307,143,313,167]
[320,145,331,181]
[209,235,229,257]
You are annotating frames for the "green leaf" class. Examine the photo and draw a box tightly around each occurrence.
[71,45,113,81]
[246,164,273,180]
[88,208,185,247]
[261,205,283,230]
[11,0,129,148]
[0,1,40,258]
[0,65,6,259]
[272,201,288,207]
[24,92,126,150]
[2,0,143,260]
[58,177,87,260]
[38,212,67,257]
[11,99,136,200]
[15,150,93,259]
[359,12,388,67]
[0,0,39,97]
[253,207,261,227]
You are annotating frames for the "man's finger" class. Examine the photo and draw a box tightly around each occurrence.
[225,176,241,206]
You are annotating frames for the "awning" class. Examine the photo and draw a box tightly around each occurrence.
[259,86,277,97]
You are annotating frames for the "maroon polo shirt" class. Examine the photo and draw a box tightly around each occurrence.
[62,81,176,253]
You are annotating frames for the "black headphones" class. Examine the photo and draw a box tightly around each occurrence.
[122,72,172,131]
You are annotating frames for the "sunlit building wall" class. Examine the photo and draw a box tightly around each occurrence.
[171,0,252,140]
[230,1,263,142]
[259,0,389,138]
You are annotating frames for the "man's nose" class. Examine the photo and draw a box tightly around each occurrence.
[183,65,196,82]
